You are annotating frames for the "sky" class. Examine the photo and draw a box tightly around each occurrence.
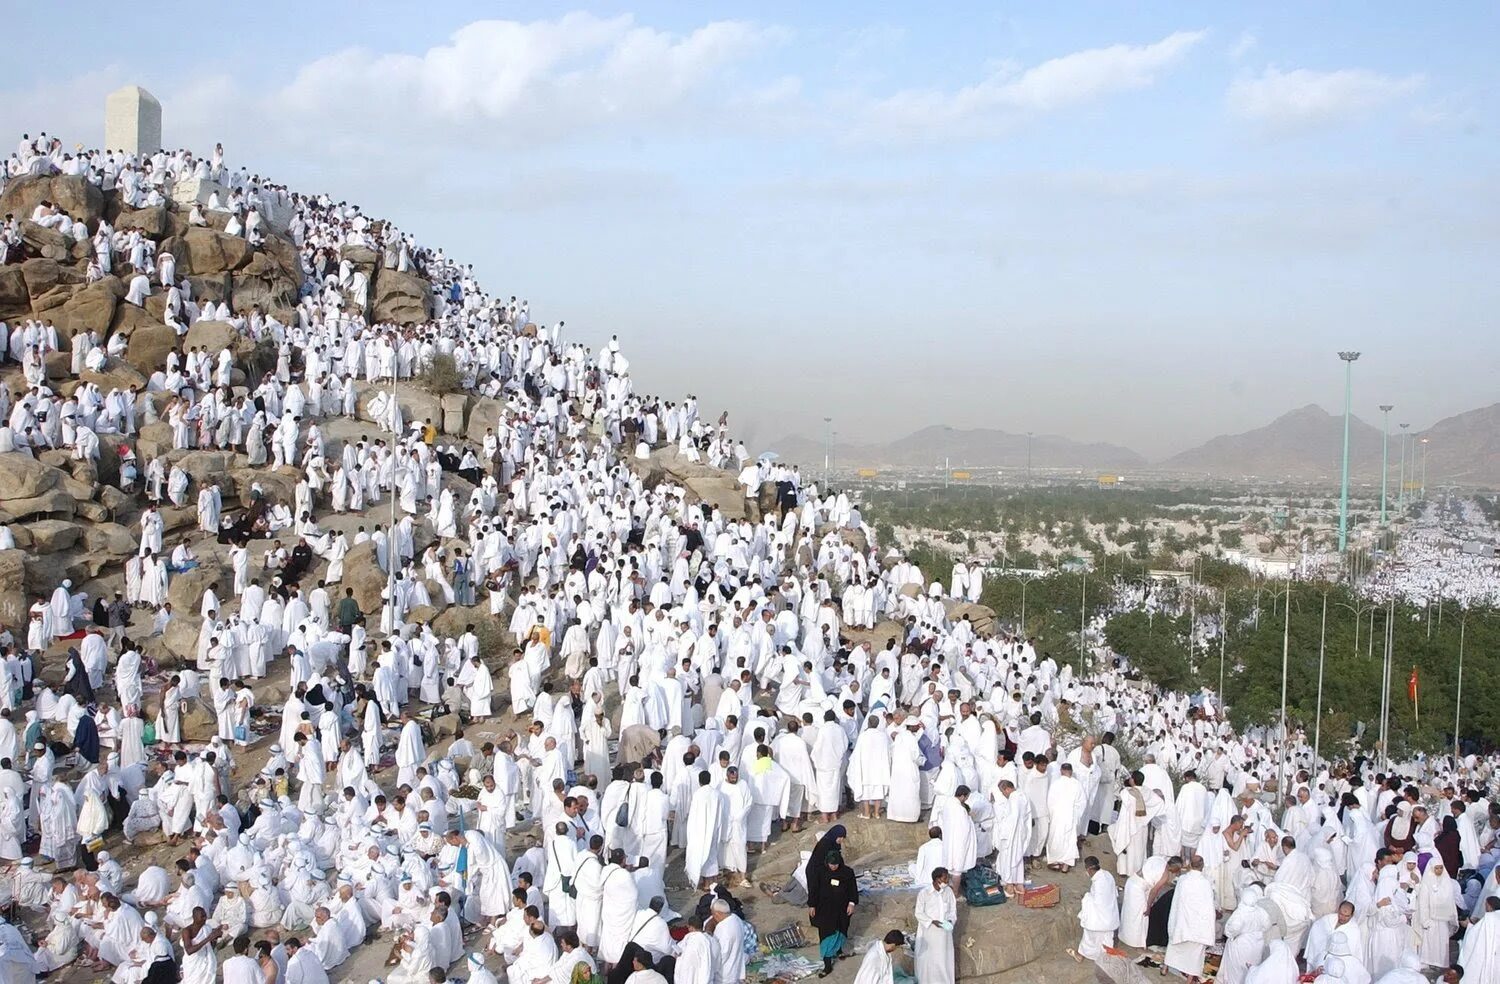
[4,2,1496,459]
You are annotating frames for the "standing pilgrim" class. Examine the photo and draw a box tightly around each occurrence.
[806,848,858,977]
[1166,856,1217,983]
[914,867,956,984]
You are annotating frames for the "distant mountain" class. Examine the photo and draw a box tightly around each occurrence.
[1416,403,1500,487]
[1160,404,1386,480]
[768,425,1146,472]
[771,402,1500,486]
[1161,402,1500,486]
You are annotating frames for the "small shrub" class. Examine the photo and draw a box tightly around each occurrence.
[420,352,462,395]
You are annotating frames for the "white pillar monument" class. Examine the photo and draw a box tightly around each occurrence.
[104,85,162,155]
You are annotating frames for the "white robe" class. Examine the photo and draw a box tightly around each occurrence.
[914,885,956,984]
[1044,774,1085,865]
[1166,870,1217,977]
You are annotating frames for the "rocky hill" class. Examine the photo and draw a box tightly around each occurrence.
[779,401,1500,487]
[1158,403,1386,481]
[1162,402,1500,487]
[1410,402,1500,487]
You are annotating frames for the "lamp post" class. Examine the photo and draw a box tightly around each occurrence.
[1079,572,1087,676]
[1454,612,1466,760]
[1218,590,1227,703]
[1420,437,1429,499]
[1314,590,1328,763]
[1379,405,1393,525]
[1378,596,1395,771]
[1017,571,1041,636]
[1276,569,1292,794]
[1337,351,1360,552]
[1398,423,1410,510]
[822,416,832,490]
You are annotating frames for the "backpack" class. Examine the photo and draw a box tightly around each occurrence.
[960,864,1006,907]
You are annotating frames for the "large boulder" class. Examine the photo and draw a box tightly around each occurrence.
[340,245,380,277]
[171,450,237,497]
[135,421,174,460]
[185,273,231,306]
[0,551,26,627]
[0,266,29,320]
[943,600,997,636]
[181,698,217,741]
[158,505,196,535]
[464,397,503,445]
[0,174,104,231]
[757,481,780,520]
[259,234,303,280]
[0,488,76,524]
[81,356,150,393]
[28,288,77,342]
[125,324,178,376]
[229,466,296,508]
[168,563,230,615]
[185,320,256,361]
[160,613,202,662]
[80,522,139,559]
[343,540,387,614]
[636,447,759,522]
[109,297,160,338]
[53,276,125,340]
[229,263,298,322]
[355,381,442,432]
[16,520,80,554]
[0,453,64,500]
[168,228,252,276]
[18,221,72,261]
[20,258,84,300]
[114,205,168,238]
[371,267,432,323]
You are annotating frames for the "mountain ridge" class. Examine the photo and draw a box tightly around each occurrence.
[768,401,1500,485]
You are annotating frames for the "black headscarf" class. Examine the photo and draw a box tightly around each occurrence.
[65,649,95,705]
[1434,815,1461,876]
[804,825,848,897]
[73,712,100,764]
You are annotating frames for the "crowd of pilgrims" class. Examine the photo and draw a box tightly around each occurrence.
[0,135,1493,984]
[1358,502,1500,611]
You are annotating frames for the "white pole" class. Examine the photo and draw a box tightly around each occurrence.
[1080,575,1087,674]
[1020,578,1028,636]
[1277,574,1291,794]
[1380,598,1394,770]
[1314,591,1327,764]
[1189,588,1196,672]
[1454,614,1466,760]
[387,368,398,635]
[1218,591,1227,702]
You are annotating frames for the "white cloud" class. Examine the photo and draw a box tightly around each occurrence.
[1229,31,1257,60]
[857,29,1206,138]
[1228,66,1423,131]
[259,14,781,146]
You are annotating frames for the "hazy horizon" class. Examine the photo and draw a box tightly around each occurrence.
[4,2,1495,458]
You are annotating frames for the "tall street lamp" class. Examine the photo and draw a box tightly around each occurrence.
[1337,351,1361,552]
[1379,405,1393,525]
[822,416,832,490]
[1398,423,1410,509]
[1420,437,1429,499]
